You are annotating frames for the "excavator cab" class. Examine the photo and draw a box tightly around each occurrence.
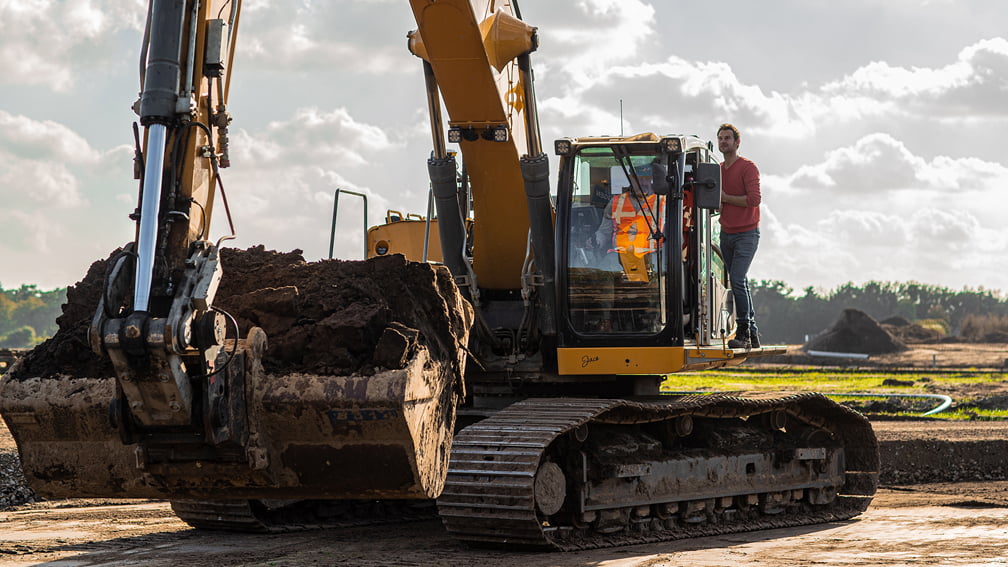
[565,153,668,322]
[553,134,744,377]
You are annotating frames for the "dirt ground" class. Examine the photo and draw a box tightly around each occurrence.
[0,484,1006,567]
[871,341,1008,370]
[3,406,1008,565]
[1,275,1006,566]
[764,341,1008,371]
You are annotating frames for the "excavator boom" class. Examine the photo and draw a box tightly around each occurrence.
[408,0,541,291]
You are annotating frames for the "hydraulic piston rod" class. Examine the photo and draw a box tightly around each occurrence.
[134,123,167,313]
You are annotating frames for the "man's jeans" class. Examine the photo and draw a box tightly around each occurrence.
[720,228,760,336]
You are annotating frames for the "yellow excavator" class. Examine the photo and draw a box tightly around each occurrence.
[0,0,878,550]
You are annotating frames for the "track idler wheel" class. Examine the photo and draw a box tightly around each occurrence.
[534,461,566,516]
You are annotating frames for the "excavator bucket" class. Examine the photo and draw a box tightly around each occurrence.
[0,249,473,505]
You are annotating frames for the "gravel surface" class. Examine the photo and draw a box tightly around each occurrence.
[0,446,33,509]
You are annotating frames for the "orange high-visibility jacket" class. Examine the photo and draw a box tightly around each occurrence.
[610,192,663,255]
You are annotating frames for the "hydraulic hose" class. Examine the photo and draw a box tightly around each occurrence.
[829,392,953,417]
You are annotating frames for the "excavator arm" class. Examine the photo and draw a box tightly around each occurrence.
[90,0,241,429]
[1,0,473,520]
[406,0,558,366]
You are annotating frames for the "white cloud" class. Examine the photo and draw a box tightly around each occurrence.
[536,35,1008,167]
[218,105,407,260]
[0,111,111,208]
[758,132,1008,291]
[0,210,56,253]
[789,133,1008,193]
[825,38,1008,116]
[790,134,920,190]
[536,52,893,146]
[540,0,656,86]
[0,109,134,287]
[0,111,100,163]
[0,157,83,208]
[1,1,1007,296]
[817,210,910,250]
[237,0,415,74]
[0,0,144,91]
[756,205,1006,291]
[253,107,397,166]
[909,208,984,252]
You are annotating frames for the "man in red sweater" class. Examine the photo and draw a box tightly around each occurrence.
[717,123,761,349]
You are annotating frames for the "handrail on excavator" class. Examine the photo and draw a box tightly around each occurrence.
[329,188,368,260]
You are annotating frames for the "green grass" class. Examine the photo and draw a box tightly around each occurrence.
[662,368,1005,394]
[927,407,1008,420]
[661,368,1008,419]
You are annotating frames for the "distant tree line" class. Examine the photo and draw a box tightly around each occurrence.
[1,280,1006,349]
[0,284,66,348]
[751,280,1008,344]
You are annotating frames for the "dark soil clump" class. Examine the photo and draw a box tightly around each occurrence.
[804,308,908,355]
[214,246,471,376]
[11,252,118,379]
[879,315,943,345]
[974,395,1008,411]
[12,246,471,379]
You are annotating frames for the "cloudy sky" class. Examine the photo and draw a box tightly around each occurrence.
[2,0,1006,296]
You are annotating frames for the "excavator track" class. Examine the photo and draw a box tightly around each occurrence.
[170,498,438,533]
[437,394,878,550]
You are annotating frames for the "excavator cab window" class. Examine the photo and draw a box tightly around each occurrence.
[565,146,668,335]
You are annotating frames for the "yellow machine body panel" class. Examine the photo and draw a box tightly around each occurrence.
[367,219,443,262]
[557,345,787,375]
[557,346,688,375]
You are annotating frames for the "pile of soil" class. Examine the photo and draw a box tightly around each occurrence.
[11,246,472,380]
[879,316,944,344]
[882,322,944,344]
[880,316,911,327]
[977,330,1008,343]
[803,308,908,355]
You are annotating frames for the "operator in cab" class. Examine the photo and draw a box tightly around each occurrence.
[594,164,665,282]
